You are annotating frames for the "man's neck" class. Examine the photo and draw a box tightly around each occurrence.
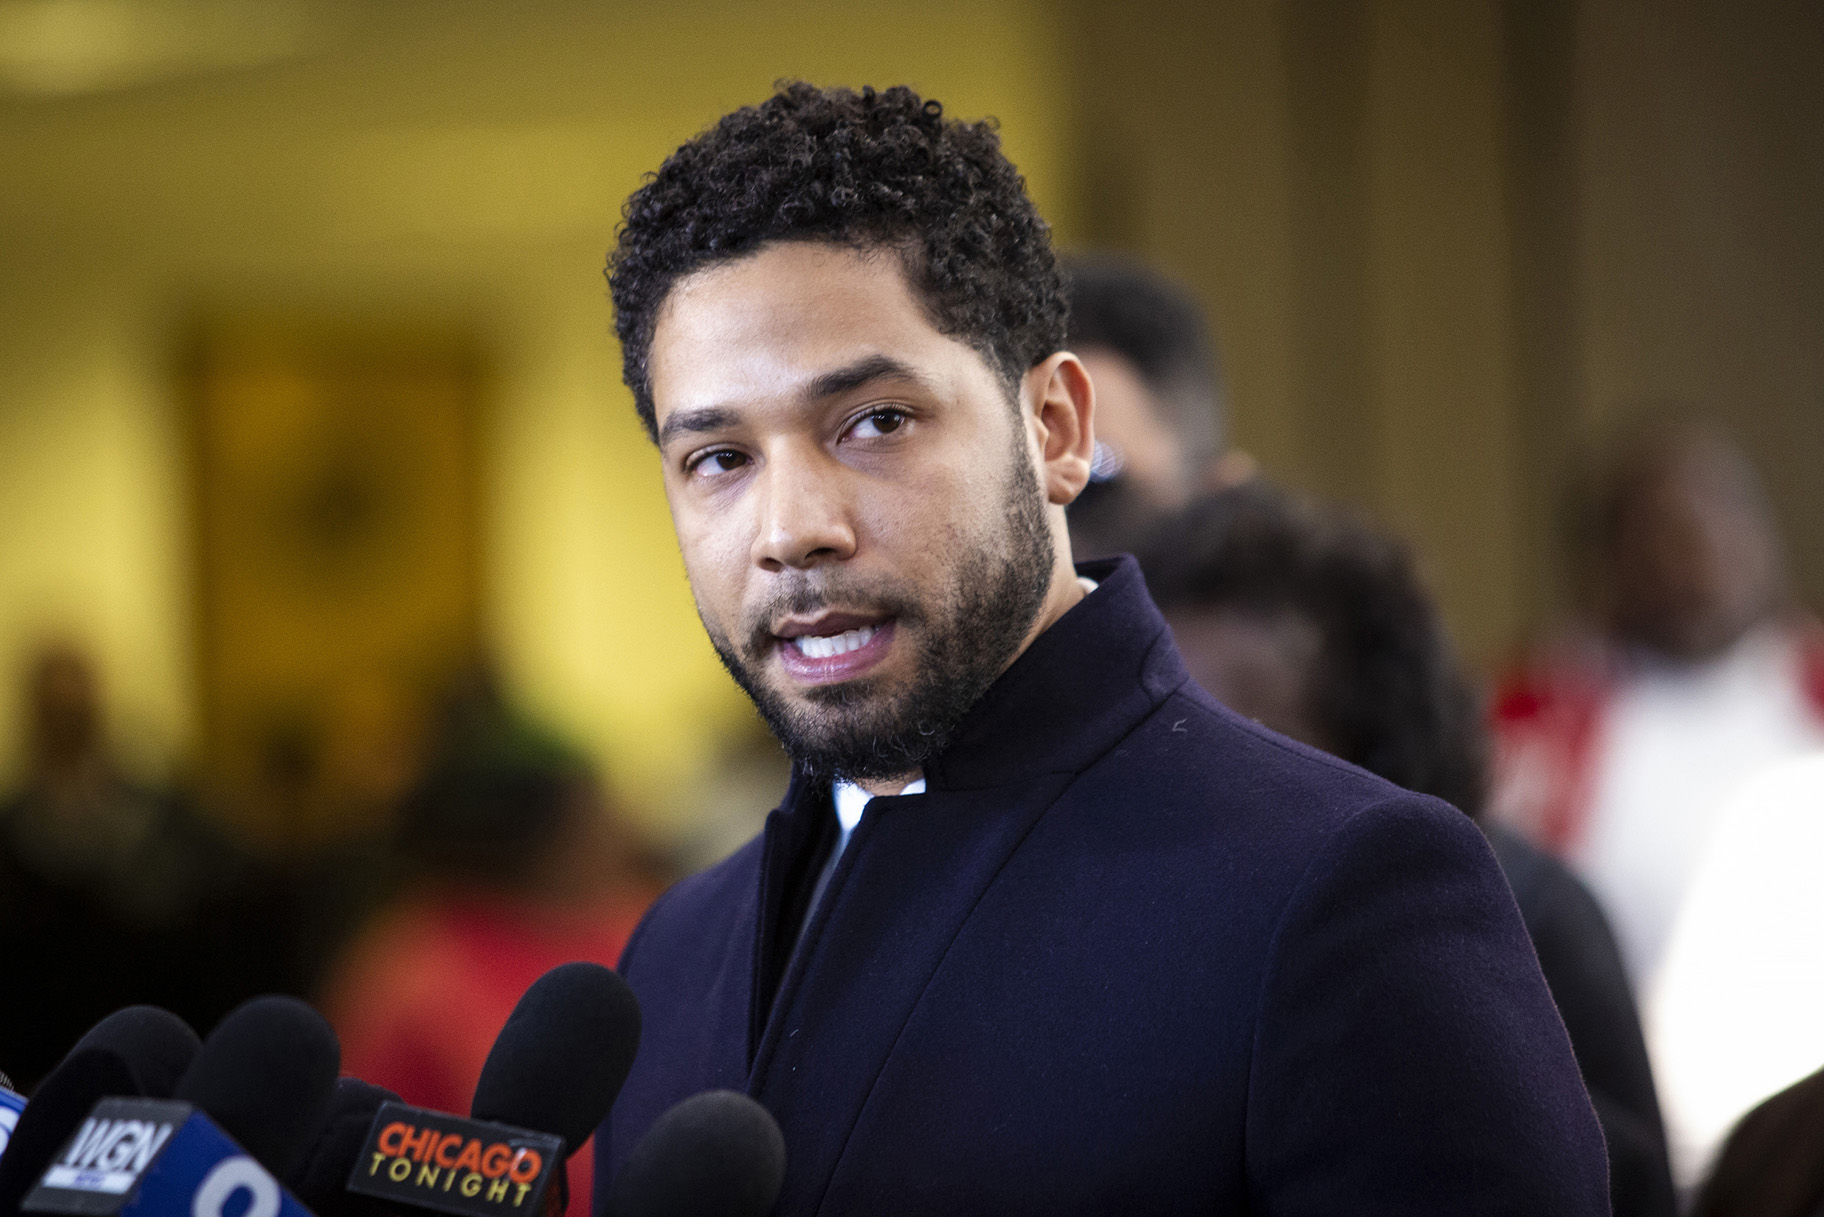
[1020,551,1090,660]
[854,773,922,798]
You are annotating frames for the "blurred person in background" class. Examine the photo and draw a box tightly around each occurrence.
[321,666,659,1217]
[1142,485,1677,1217]
[1647,751,1824,1188]
[1489,418,1824,999]
[0,642,275,1090]
[1691,1060,1824,1217]
[1061,253,1248,559]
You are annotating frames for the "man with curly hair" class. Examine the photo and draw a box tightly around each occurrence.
[596,82,1606,1214]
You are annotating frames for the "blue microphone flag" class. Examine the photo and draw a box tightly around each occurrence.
[0,1085,26,1159]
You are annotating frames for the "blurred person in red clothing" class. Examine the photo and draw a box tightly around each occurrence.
[321,668,659,1217]
[1489,418,1824,1003]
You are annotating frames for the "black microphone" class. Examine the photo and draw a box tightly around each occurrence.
[0,1007,195,1216]
[602,1091,785,1217]
[339,962,641,1217]
[175,996,341,1181]
[470,962,642,1157]
[0,1050,141,1217]
[283,1077,404,1217]
[68,1007,200,1100]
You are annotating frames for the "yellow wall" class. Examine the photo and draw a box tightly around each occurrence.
[1074,0,1529,661]
[1576,0,1824,604]
[1073,0,1824,664]
[0,276,195,782]
[0,0,1077,843]
[1360,0,1524,659]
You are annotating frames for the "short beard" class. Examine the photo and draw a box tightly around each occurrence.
[705,426,1056,783]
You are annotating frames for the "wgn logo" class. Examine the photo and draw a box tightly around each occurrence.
[41,1115,177,1195]
[24,1099,310,1217]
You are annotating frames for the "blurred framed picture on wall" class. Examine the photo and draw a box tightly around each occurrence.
[186,325,482,850]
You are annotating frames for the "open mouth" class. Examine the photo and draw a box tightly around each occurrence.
[772,613,898,686]
[791,623,879,659]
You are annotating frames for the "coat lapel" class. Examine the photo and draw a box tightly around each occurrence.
[749,770,836,1064]
[748,772,1076,1216]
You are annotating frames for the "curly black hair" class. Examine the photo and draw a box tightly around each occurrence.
[1140,484,1491,819]
[608,82,1068,439]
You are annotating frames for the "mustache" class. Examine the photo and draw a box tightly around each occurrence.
[740,575,924,658]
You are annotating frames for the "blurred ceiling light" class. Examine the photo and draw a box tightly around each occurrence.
[0,0,317,96]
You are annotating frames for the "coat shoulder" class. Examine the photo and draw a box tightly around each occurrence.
[620,832,764,976]
[1096,679,1466,842]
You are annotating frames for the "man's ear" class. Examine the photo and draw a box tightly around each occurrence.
[1024,352,1095,506]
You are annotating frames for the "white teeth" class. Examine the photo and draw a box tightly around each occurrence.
[791,624,878,660]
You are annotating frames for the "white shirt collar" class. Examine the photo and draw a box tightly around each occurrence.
[832,777,925,840]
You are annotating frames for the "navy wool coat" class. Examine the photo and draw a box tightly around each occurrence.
[597,557,1609,1215]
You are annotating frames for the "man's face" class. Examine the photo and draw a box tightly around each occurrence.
[1073,347,1187,511]
[1067,347,1226,559]
[1607,442,1781,661]
[646,242,1062,781]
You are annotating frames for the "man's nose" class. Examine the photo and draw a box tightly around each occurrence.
[751,447,858,571]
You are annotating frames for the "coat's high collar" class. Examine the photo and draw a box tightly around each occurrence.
[776,554,1191,800]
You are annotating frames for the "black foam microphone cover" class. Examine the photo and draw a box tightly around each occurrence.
[0,1049,141,1217]
[69,1005,201,1099]
[469,961,641,1155]
[284,1076,405,1217]
[175,995,341,1180]
[603,1091,785,1217]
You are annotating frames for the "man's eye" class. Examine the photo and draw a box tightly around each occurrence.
[692,449,749,476]
[849,409,908,440]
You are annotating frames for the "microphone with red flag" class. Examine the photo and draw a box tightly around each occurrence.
[333,962,641,1217]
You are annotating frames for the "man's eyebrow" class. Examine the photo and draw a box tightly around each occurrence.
[658,355,930,446]
[803,354,932,402]
[657,406,740,447]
